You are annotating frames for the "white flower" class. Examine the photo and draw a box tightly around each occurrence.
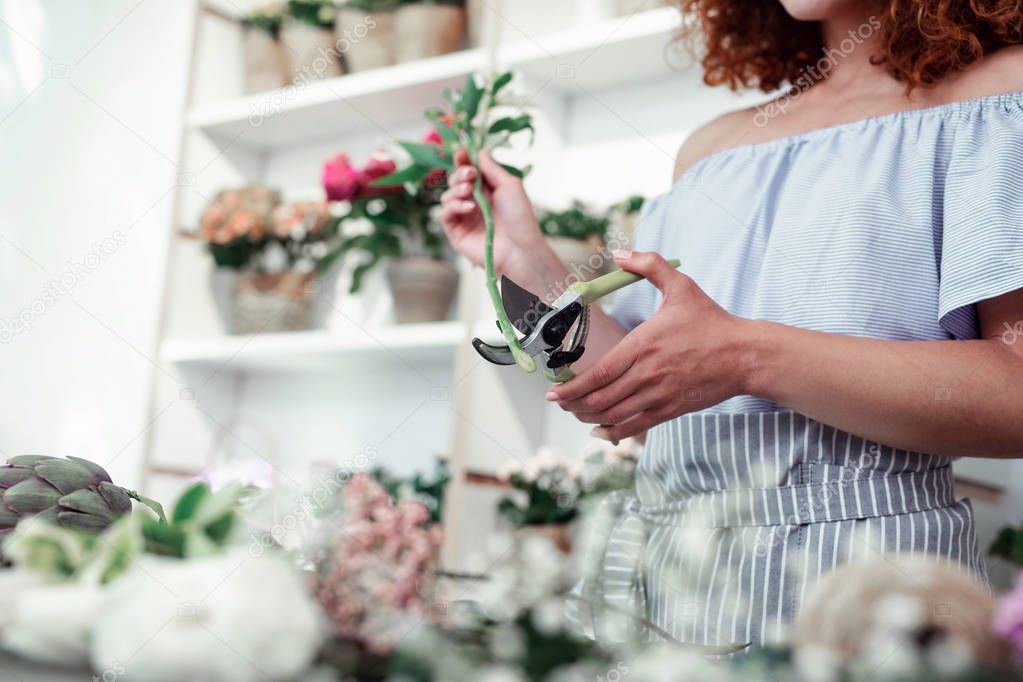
[91,548,323,682]
[0,578,102,667]
[496,459,524,482]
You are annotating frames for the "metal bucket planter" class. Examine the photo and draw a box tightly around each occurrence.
[386,257,458,324]
[393,4,466,62]
[546,235,611,280]
[231,271,316,334]
[279,21,343,82]
[337,8,395,72]
[242,27,289,94]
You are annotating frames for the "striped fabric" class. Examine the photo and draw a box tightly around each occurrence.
[568,412,984,647]
[569,93,1023,647]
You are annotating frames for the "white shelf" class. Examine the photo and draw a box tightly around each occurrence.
[162,321,466,372]
[187,7,684,151]
[189,47,487,150]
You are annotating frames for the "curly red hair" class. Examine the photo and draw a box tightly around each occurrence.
[678,0,1023,92]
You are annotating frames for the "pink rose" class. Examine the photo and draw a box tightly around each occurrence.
[322,153,363,202]
[360,154,400,195]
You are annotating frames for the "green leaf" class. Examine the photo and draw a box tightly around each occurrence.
[398,142,452,170]
[487,115,532,136]
[460,74,483,122]
[499,163,525,179]
[172,483,210,524]
[193,482,242,527]
[371,163,432,187]
[490,71,512,98]
[141,515,186,557]
[426,112,459,147]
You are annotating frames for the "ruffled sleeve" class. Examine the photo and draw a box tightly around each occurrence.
[939,101,1023,340]
[609,194,668,331]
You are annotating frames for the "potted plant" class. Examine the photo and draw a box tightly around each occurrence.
[538,203,612,278]
[200,187,334,334]
[394,0,467,63]
[280,0,343,81]
[336,0,399,72]
[320,144,458,324]
[241,3,290,93]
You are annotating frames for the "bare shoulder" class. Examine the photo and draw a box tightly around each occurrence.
[945,44,1023,100]
[673,107,760,181]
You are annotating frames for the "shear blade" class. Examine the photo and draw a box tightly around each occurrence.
[472,337,518,366]
[501,276,551,335]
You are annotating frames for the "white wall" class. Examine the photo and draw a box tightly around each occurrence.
[0,0,193,488]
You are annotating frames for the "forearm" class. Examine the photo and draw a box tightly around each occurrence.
[747,321,1023,457]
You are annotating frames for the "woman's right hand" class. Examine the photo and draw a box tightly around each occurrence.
[439,149,551,279]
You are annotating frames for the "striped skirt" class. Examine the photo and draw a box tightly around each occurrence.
[567,410,986,647]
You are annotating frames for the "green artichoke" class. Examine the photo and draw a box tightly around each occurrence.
[0,455,135,535]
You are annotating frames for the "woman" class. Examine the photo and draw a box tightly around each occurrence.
[440,0,1023,647]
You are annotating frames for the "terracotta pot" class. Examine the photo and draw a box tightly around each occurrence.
[337,8,395,72]
[279,22,343,82]
[393,4,466,62]
[515,524,572,554]
[386,257,458,324]
[231,271,316,334]
[242,27,289,94]
[546,235,611,279]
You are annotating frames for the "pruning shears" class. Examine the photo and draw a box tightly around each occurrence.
[472,260,681,382]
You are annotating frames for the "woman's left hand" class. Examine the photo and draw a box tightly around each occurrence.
[546,250,755,442]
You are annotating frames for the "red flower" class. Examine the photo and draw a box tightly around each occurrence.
[422,128,443,145]
[361,153,400,195]
[322,153,363,202]
[424,168,447,190]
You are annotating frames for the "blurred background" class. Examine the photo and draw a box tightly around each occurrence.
[0,0,1019,582]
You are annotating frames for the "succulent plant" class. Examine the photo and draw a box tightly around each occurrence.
[0,455,154,536]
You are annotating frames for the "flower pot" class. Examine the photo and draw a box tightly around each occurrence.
[337,8,395,72]
[279,21,343,82]
[515,523,572,554]
[231,271,316,334]
[242,27,289,94]
[546,235,611,280]
[393,4,466,63]
[386,257,458,324]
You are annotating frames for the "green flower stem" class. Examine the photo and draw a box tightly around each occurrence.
[568,259,681,305]
[474,178,535,373]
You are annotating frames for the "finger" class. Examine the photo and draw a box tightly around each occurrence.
[477,150,517,187]
[571,389,653,425]
[558,369,642,415]
[441,200,476,217]
[454,147,472,167]
[450,165,477,185]
[591,410,666,443]
[448,181,474,199]
[612,250,684,297]
[546,346,635,402]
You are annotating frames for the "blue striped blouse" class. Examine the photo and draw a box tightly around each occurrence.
[613,91,1023,414]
